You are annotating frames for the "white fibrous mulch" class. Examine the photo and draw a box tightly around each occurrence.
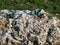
[0,9,60,45]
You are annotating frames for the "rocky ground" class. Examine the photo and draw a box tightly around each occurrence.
[0,10,60,45]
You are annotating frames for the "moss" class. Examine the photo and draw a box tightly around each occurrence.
[30,36,38,45]
[48,14,53,19]
[19,34,23,39]
[51,24,55,29]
